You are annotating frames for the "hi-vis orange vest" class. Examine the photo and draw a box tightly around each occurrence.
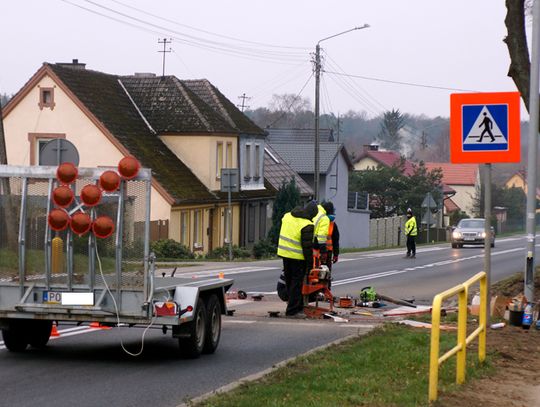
[326,220,335,252]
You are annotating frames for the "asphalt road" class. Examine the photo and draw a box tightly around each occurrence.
[0,234,532,407]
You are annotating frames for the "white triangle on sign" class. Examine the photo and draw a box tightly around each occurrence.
[463,106,506,144]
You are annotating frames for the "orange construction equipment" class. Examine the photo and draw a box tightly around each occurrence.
[89,322,112,330]
[302,249,334,318]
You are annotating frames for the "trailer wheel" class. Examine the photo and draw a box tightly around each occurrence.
[179,298,207,358]
[203,294,221,354]
[1,320,29,352]
[28,320,53,349]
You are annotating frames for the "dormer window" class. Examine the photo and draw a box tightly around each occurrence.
[39,87,55,110]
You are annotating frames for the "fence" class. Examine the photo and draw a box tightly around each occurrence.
[135,219,168,242]
[369,215,406,247]
[428,272,487,402]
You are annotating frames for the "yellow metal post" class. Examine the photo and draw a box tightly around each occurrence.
[456,288,468,384]
[428,294,442,402]
[478,274,487,362]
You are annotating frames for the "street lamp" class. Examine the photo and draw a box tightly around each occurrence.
[314,24,370,201]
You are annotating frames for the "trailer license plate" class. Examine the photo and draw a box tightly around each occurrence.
[42,292,94,305]
[43,291,62,304]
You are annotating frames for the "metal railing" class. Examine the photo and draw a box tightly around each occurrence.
[428,271,487,402]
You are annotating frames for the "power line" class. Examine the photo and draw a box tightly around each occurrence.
[109,0,309,50]
[323,70,479,92]
[81,0,307,61]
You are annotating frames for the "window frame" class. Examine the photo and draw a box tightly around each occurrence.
[216,141,224,179]
[27,133,66,165]
[38,87,56,110]
[244,143,252,180]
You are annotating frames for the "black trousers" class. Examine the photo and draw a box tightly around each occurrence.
[282,257,308,315]
[406,235,416,256]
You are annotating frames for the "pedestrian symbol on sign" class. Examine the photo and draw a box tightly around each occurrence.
[462,104,508,151]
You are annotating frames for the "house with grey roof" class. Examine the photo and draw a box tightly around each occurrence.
[2,60,283,252]
[266,129,370,248]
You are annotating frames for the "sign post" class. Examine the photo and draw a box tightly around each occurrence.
[220,169,239,261]
[450,91,521,322]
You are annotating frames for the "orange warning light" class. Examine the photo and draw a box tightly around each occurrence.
[70,212,92,236]
[52,185,74,208]
[48,208,70,231]
[99,170,121,192]
[118,156,140,180]
[92,216,115,239]
[80,184,102,207]
[56,162,78,185]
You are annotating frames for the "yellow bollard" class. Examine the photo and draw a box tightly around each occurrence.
[51,236,64,274]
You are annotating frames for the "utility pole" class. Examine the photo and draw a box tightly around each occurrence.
[524,0,540,303]
[313,25,369,201]
[237,93,251,112]
[158,38,172,77]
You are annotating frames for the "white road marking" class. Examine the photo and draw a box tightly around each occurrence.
[332,247,523,287]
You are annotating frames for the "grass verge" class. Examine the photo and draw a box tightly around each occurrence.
[194,324,492,407]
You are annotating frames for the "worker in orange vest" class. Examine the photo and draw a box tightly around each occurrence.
[321,201,340,270]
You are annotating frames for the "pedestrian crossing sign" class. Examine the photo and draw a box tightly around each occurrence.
[450,92,520,163]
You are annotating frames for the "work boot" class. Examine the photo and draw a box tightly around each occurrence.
[403,253,410,259]
[410,254,416,259]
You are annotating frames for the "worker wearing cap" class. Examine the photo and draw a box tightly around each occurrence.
[277,201,317,318]
[405,208,418,258]
[321,201,340,270]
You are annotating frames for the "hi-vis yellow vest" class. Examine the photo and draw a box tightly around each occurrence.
[277,212,313,260]
[313,205,330,245]
[405,216,418,236]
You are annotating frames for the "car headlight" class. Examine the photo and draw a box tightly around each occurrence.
[452,231,461,239]
[480,232,486,238]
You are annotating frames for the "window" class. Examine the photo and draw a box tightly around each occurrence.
[193,210,203,249]
[259,202,267,239]
[248,205,255,243]
[39,87,55,110]
[244,144,251,179]
[254,144,261,179]
[27,133,66,165]
[226,142,233,168]
[216,142,223,178]
[180,211,189,245]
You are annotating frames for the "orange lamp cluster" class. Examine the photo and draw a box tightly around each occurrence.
[47,157,140,238]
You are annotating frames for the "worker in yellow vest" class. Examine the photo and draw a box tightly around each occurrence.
[404,207,418,259]
[312,202,330,261]
[277,201,317,318]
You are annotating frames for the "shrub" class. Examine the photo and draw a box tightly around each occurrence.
[206,245,251,260]
[252,238,277,259]
[151,239,194,259]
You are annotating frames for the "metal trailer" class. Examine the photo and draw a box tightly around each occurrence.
[0,165,233,358]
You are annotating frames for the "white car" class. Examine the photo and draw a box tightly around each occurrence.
[451,218,495,248]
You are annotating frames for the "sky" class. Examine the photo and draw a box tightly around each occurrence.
[0,0,525,119]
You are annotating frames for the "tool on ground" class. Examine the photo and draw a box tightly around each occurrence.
[360,286,416,308]
[302,249,334,318]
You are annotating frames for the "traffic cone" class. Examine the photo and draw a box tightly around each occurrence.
[50,324,60,337]
[218,272,224,279]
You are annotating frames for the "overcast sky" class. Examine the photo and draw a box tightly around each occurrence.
[0,0,525,119]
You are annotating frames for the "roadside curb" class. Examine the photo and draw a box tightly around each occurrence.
[176,328,374,407]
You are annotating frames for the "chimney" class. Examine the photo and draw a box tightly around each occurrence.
[134,72,157,78]
[56,59,86,69]
[363,143,379,152]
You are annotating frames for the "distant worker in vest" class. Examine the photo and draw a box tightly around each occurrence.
[321,201,340,270]
[404,207,418,259]
[277,201,318,318]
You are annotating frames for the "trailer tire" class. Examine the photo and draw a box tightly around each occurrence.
[1,320,29,352]
[203,294,221,354]
[28,320,53,349]
[179,298,207,358]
